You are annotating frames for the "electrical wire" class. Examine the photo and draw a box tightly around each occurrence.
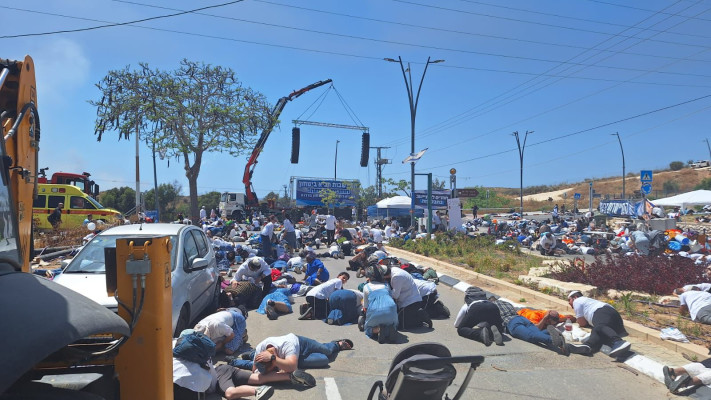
[0,0,245,39]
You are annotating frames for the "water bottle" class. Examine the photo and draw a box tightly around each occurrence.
[565,318,573,332]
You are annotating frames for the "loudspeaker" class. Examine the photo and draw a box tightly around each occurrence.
[360,132,370,167]
[291,127,300,164]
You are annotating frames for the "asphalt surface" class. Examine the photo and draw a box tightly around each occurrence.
[219,251,672,400]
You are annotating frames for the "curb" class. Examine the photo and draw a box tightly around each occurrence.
[385,246,706,387]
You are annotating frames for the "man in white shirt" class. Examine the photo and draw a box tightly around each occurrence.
[260,216,276,259]
[324,214,337,246]
[300,272,350,320]
[281,211,297,250]
[676,287,711,324]
[370,227,383,244]
[414,279,450,319]
[539,232,556,256]
[199,206,207,220]
[385,266,432,329]
[568,290,630,356]
[251,333,353,373]
[231,257,273,303]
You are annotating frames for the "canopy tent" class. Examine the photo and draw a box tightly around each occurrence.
[651,190,711,209]
[376,196,412,208]
[367,196,424,219]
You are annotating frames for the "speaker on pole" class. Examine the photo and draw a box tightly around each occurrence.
[290,127,300,163]
[360,132,370,167]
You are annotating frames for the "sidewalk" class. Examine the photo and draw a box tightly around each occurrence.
[385,246,709,389]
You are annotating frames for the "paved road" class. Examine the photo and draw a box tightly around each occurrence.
[225,253,671,400]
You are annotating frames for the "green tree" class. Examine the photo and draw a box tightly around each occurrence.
[432,178,446,190]
[669,161,684,171]
[696,178,711,190]
[383,178,411,196]
[99,186,136,213]
[319,188,338,212]
[91,60,273,223]
[662,180,680,194]
[198,191,222,215]
[143,181,182,221]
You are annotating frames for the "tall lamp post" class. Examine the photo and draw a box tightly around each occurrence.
[513,130,533,215]
[334,140,340,181]
[384,56,444,228]
[612,132,626,199]
[705,138,711,161]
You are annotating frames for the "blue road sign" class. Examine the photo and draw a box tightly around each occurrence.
[574,193,581,200]
[641,183,652,195]
[640,170,653,182]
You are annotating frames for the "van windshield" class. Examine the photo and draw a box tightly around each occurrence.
[64,234,177,273]
[86,196,106,209]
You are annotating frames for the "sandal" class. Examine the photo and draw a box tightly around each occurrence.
[333,339,353,350]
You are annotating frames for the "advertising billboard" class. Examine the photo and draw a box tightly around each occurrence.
[414,189,450,210]
[295,179,359,207]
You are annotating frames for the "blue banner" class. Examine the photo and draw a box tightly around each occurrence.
[295,179,359,207]
[414,190,450,209]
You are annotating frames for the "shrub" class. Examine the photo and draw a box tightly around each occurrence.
[669,161,684,171]
[549,253,708,295]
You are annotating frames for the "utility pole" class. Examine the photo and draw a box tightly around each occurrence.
[370,146,391,198]
[513,130,533,215]
[612,132,625,199]
[705,138,711,161]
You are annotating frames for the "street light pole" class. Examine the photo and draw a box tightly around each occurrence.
[705,138,711,161]
[384,56,444,229]
[334,140,340,181]
[513,130,532,215]
[612,132,626,199]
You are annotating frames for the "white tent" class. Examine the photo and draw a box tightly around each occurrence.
[376,196,412,208]
[651,190,711,209]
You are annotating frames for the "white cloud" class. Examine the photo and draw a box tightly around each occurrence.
[32,38,90,103]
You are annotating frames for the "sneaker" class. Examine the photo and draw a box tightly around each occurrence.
[265,305,278,320]
[608,340,631,357]
[547,325,565,349]
[327,318,335,325]
[490,325,504,346]
[224,355,238,363]
[669,373,692,394]
[418,308,433,329]
[378,325,389,344]
[663,365,675,388]
[475,322,492,346]
[255,385,274,400]
[567,343,592,355]
[298,307,313,320]
[299,303,309,315]
[290,369,316,387]
[239,350,253,360]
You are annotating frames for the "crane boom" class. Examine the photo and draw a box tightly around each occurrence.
[243,78,332,208]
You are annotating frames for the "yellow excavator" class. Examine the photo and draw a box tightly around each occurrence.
[0,57,175,399]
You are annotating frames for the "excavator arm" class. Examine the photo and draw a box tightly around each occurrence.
[243,78,332,208]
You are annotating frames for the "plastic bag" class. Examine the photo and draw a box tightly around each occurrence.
[660,327,689,343]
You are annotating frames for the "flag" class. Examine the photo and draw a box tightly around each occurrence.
[402,148,428,164]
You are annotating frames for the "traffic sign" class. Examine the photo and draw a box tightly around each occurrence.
[574,193,581,200]
[641,183,652,195]
[640,170,653,183]
[457,188,479,198]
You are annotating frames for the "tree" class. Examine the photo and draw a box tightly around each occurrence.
[99,187,136,213]
[91,60,273,223]
[662,180,680,194]
[432,178,446,190]
[383,178,411,196]
[319,188,338,212]
[669,161,684,171]
[143,181,182,221]
[696,178,711,190]
[198,191,222,215]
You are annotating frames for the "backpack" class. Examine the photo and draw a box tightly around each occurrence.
[173,332,216,366]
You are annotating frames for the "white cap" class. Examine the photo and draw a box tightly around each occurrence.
[568,290,582,299]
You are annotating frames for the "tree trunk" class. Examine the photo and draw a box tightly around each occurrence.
[184,150,202,225]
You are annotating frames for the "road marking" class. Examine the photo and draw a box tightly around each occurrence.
[324,377,343,400]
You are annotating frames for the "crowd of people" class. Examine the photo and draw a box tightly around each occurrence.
[171,207,454,399]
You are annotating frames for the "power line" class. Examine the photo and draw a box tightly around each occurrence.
[252,0,711,63]
[392,0,711,49]
[382,0,706,148]
[0,0,245,39]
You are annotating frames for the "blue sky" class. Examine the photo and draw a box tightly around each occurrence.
[3,0,711,200]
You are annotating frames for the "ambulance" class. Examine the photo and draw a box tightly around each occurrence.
[33,184,123,229]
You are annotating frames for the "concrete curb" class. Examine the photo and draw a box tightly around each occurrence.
[385,246,708,386]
